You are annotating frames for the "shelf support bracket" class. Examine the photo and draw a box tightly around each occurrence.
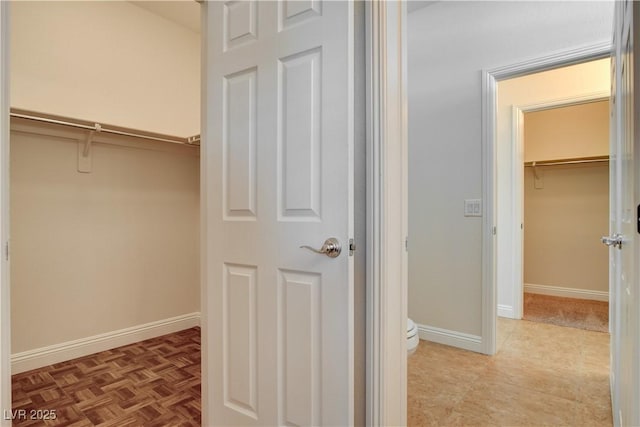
[78,123,101,173]
[531,161,544,189]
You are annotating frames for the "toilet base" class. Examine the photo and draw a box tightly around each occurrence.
[407,318,419,357]
[407,333,419,357]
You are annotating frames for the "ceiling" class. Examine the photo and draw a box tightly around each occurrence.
[130,0,200,33]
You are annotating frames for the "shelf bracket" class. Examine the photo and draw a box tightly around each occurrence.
[531,161,544,189]
[78,123,101,173]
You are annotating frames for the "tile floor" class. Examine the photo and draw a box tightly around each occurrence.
[408,318,612,426]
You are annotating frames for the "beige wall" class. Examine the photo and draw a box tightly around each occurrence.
[9,2,201,354]
[10,1,200,137]
[524,101,609,162]
[523,165,609,291]
[523,103,609,292]
[10,128,200,353]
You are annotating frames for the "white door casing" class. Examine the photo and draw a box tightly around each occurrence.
[201,1,355,425]
[0,2,10,424]
[609,1,639,425]
[482,41,611,355]
[365,1,408,425]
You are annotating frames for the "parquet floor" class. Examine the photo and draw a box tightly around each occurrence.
[11,327,201,427]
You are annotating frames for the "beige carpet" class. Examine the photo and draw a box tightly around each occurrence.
[523,292,609,333]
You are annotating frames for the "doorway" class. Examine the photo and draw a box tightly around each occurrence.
[519,100,610,332]
[6,2,202,425]
[495,58,611,327]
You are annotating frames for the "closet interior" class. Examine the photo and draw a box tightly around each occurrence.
[521,99,610,332]
[9,0,201,383]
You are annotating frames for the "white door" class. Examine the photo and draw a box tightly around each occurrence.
[202,1,355,425]
[608,1,638,425]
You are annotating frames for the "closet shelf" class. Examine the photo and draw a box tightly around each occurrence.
[10,108,201,147]
[524,155,609,167]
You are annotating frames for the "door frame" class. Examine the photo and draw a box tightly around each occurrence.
[481,41,611,355]
[507,92,610,320]
[0,2,10,424]
[364,1,408,426]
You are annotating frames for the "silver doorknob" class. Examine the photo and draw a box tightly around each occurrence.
[300,237,342,258]
[601,233,623,249]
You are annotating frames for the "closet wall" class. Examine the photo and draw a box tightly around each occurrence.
[523,101,609,295]
[11,1,200,136]
[10,2,200,357]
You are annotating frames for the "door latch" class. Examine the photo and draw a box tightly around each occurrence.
[601,233,623,250]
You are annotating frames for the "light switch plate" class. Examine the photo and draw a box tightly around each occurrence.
[464,199,482,217]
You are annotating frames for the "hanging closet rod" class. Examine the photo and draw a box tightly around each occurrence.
[524,155,609,167]
[10,109,201,147]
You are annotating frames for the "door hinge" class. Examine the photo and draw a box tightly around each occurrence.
[493,226,497,235]
[349,238,356,256]
[405,236,409,251]
[5,241,8,261]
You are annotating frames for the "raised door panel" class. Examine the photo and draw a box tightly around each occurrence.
[279,0,322,30]
[278,48,322,221]
[223,264,258,419]
[223,67,257,220]
[278,269,321,427]
[224,1,257,51]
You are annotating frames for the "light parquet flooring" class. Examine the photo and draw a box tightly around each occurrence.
[409,318,612,426]
[11,327,200,427]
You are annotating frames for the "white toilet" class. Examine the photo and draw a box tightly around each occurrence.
[407,318,419,357]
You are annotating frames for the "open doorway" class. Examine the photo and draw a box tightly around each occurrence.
[7,2,202,425]
[519,101,609,332]
[406,0,618,421]
[495,58,611,332]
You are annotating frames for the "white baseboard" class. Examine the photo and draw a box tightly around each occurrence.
[11,312,201,374]
[497,304,515,319]
[524,283,608,302]
[417,323,482,353]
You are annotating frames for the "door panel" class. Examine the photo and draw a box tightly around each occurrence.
[279,269,321,426]
[278,48,322,220]
[223,263,258,418]
[203,1,354,425]
[224,68,257,220]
